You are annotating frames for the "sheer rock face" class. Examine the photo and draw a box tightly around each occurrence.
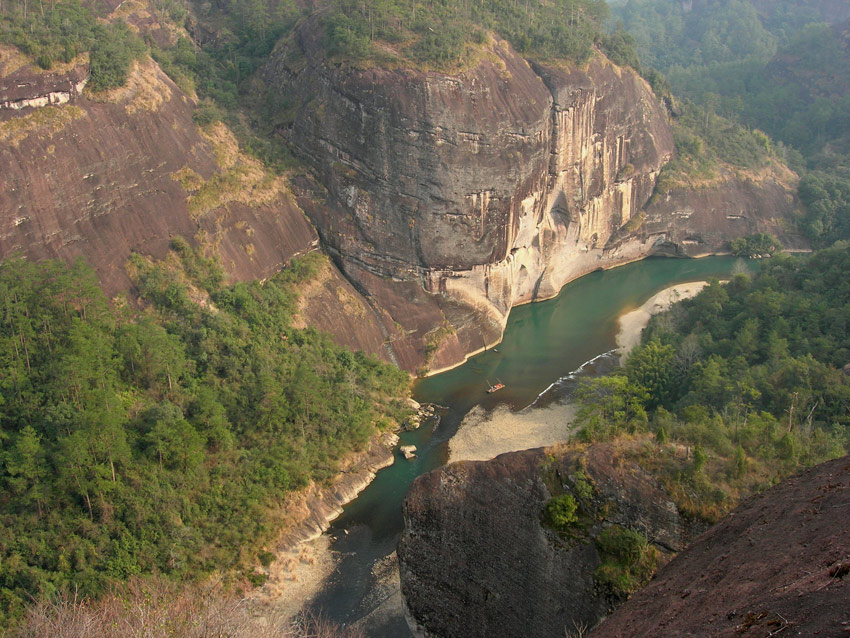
[397,445,684,638]
[267,24,797,373]
[643,168,808,256]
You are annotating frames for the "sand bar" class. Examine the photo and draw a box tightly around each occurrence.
[616,282,710,358]
[249,534,338,623]
[449,401,579,463]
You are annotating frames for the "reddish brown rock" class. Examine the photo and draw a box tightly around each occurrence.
[0,57,317,295]
[267,22,803,373]
[590,455,850,638]
[642,167,808,256]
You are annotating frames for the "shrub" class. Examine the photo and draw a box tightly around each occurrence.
[545,494,579,532]
[594,526,658,596]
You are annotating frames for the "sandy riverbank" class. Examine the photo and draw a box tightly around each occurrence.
[250,535,338,623]
[448,402,579,463]
[616,281,710,357]
[448,281,712,465]
[246,431,399,625]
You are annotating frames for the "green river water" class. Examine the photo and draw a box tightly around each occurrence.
[310,255,744,634]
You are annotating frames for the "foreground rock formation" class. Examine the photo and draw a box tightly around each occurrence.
[590,454,850,638]
[399,446,850,638]
[397,445,686,638]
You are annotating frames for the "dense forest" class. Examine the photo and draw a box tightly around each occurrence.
[320,0,610,66]
[576,245,850,521]
[613,0,850,246]
[0,247,409,626]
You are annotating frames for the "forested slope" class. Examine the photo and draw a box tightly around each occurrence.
[0,248,409,626]
[576,245,850,522]
[614,0,850,247]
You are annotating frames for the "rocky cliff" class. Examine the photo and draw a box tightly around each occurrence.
[266,23,801,373]
[398,446,850,638]
[397,444,686,638]
[1,14,805,374]
[0,49,315,293]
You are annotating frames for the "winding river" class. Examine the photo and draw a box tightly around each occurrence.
[308,256,744,635]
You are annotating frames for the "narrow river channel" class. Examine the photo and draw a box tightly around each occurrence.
[308,255,745,635]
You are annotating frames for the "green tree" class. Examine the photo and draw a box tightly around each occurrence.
[3,426,48,515]
[545,494,579,531]
[626,340,675,407]
[141,403,205,472]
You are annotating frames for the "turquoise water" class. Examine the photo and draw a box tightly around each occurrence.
[310,255,744,632]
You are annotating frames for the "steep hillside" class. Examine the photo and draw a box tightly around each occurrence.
[0,51,315,292]
[400,445,850,638]
[591,454,850,637]
[398,443,690,638]
[0,43,401,360]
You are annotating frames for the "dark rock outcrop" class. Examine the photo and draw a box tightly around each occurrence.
[643,167,808,255]
[397,445,684,638]
[590,455,850,638]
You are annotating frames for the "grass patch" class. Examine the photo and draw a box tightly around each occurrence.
[0,105,85,148]
[594,525,659,596]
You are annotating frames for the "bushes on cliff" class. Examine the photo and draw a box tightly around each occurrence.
[0,0,99,66]
[729,233,780,258]
[594,526,658,596]
[8,577,363,638]
[321,0,610,66]
[88,22,146,91]
[0,0,144,90]
[544,494,579,532]
[0,249,409,627]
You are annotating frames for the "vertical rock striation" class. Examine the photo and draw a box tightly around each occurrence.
[266,26,694,373]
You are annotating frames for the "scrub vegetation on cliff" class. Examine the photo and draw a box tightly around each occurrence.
[0,0,145,90]
[575,245,850,522]
[321,0,610,66]
[0,248,409,627]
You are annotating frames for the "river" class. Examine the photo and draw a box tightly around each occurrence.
[307,255,744,635]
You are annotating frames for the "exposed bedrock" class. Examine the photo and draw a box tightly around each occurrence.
[399,446,850,638]
[266,23,799,373]
[0,56,314,294]
[397,445,686,638]
[590,455,850,637]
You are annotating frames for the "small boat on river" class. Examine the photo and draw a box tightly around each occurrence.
[486,379,505,394]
